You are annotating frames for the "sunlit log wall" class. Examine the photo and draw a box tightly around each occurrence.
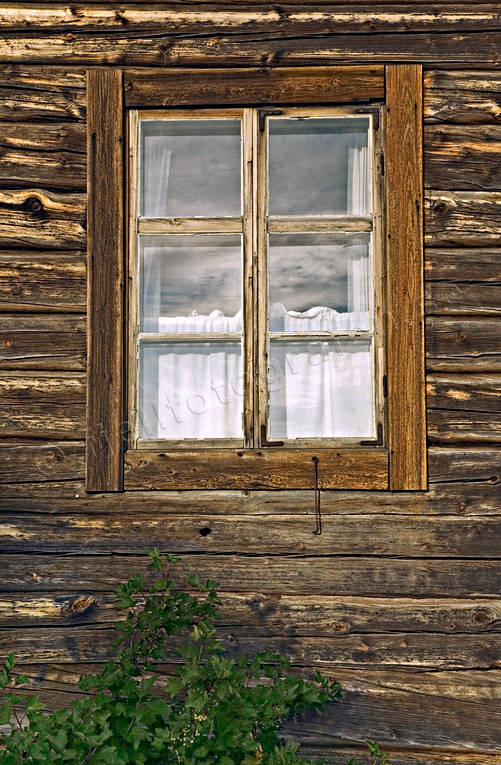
[0,4,501,762]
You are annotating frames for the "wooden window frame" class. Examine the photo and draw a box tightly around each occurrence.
[86,64,426,493]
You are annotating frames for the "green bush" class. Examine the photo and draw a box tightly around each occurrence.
[0,549,389,765]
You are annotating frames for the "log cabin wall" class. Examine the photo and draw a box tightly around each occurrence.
[0,4,500,762]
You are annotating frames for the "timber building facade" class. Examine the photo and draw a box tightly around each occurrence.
[0,2,501,762]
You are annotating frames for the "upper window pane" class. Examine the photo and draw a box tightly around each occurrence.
[140,119,242,217]
[268,117,370,216]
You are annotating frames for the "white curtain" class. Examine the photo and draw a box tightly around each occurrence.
[140,142,373,440]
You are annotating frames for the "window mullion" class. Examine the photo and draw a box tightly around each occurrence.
[242,108,257,448]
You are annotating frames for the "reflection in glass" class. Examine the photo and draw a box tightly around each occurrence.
[140,235,242,333]
[268,233,370,332]
[140,119,241,217]
[139,342,243,440]
[269,117,369,215]
[268,340,374,439]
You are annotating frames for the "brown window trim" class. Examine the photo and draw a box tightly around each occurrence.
[86,64,426,493]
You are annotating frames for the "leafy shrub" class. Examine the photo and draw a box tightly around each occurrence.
[0,549,389,765]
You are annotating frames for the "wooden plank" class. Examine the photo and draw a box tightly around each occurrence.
[429,445,501,483]
[2,7,501,34]
[1,553,499,597]
[0,441,85,483]
[124,448,389,490]
[0,124,86,190]
[7,662,501,757]
[0,314,86,371]
[428,374,501,413]
[125,65,384,107]
[425,191,501,247]
[385,64,426,491]
[1,623,499,669]
[2,592,499,634]
[0,188,86,250]
[425,248,501,282]
[0,371,85,404]
[2,474,501,516]
[424,124,501,191]
[138,217,243,234]
[428,410,501,443]
[424,70,501,124]
[0,65,85,122]
[426,282,501,316]
[267,215,373,233]
[0,32,500,65]
[426,317,501,372]
[0,252,86,312]
[86,68,124,492]
[1,511,500,557]
[0,405,85,439]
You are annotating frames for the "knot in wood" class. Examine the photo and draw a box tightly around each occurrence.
[22,196,44,215]
[432,200,449,216]
[474,609,494,625]
[61,594,97,617]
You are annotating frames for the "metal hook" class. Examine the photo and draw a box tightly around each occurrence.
[312,456,322,535]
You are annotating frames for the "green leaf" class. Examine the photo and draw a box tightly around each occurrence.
[0,701,11,725]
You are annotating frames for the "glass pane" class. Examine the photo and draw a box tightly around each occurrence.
[269,117,369,215]
[140,234,242,333]
[269,233,370,332]
[268,339,374,439]
[139,342,243,440]
[140,119,241,217]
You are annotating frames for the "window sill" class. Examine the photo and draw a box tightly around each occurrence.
[123,448,389,491]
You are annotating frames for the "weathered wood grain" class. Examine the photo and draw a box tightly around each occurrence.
[0,441,85,483]
[2,6,501,34]
[1,512,500,557]
[424,124,501,191]
[0,188,86,249]
[86,68,124,493]
[424,70,501,124]
[2,477,501,516]
[0,252,86,312]
[0,314,86,371]
[385,64,426,491]
[429,445,501,482]
[125,65,384,107]
[0,125,86,190]
[2,553,499,597]
[124,448,389,491]
[0,371,85,404]
[426,283,501,316]
[0,31,499,66]
[426,317,501,372]
[2,592,499,634]
[427,374,501,413]
[428,410,501,443]
[7,662,501,757]
[0,405,85,439]
[425,191,501,247]
[425,249,501,282]
[2,623,500,669]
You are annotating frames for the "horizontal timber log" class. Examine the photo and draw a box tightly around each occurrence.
[424,124,501,191]
[425,191,501,247]
[0,314,86,370]
[125,65,384,107]
[0,188,86,249]
[124,448,389,490]
[2,592,500,634]
[0,441,85,483]
[0,371,85,404]
[0,32,499,65]
[0,125,86,190]
[427,374,501,413]
[427,410,501,443]
[0,252,85,312]
[7,662,501,756]
[1,512,500,556]
[426,282,501,316]
[0,67,85,123]
[2,554,499,597]
[2,478,501,516]
[0,404,85,439]
[1,624,499,670]
[426,317,501,371]
[424,70,501,124]
[425,248,501,282]
[1,6,501,35]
